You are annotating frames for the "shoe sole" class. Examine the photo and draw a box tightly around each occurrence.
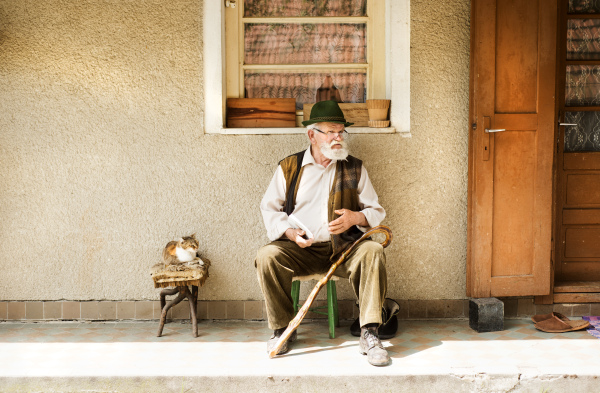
[360,349,391,366]
[370,359,391,367]
[360,350,391,366]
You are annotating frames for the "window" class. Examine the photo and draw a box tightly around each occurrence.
[203,0,410,135]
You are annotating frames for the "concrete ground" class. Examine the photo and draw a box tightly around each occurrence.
[1,318,599,392]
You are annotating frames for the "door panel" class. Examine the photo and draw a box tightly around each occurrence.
[566,174,600,205]
[467,0,557,297]
[495,1,539,113]
[565,228,600,257]
[564,152,600,170]
[561,261,600,281]
[563,209,600,224]
[491,132,536,277]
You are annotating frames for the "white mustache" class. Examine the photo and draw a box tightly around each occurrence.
[320,139,349,161]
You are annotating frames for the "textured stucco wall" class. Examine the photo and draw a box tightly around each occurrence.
[0,0,471,301]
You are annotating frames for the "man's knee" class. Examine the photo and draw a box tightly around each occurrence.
[361,241,385,258]
[255,244,283,271]
[359,241,386,274]
[344,241,386,276]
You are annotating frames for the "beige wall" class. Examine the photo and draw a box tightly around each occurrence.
[0,0,470,301]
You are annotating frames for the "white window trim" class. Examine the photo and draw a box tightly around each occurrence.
[203,0,410,136]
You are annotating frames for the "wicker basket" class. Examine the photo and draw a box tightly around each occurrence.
[368,120,390,128]
[366,99,390,121]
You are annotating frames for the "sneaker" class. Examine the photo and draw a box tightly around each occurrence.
[266,327,297,355]
[359,326,391,366]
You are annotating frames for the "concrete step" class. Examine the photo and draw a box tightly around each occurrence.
[1,319,599,392]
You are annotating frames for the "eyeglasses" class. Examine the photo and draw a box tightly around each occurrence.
[313,128,348,138]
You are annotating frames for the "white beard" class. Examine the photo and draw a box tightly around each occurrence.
[320,140,349,161]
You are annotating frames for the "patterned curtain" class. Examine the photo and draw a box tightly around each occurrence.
[245,72,366,110]
[565,112,600,151]
[245,23,366,64]
[244,0,367,17]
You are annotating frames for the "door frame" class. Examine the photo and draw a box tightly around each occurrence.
[544,1,600,304]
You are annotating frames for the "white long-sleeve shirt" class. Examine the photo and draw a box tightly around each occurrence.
[260,146,386,242]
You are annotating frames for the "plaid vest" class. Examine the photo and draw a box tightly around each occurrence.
[280,150,363,260]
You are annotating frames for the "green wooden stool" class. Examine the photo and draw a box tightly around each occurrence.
[291,275,339,338]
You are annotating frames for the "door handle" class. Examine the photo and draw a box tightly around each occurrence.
[485,128,507,133]
[559,123,577,126]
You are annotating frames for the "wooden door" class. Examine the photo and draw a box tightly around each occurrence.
[467,0,557,297]
[553,1,600,302]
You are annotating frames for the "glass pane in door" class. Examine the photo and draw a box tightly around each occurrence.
[564,111,600,151]
[567,19,600,59]
[566,65,600,106]
[569,0,600,13]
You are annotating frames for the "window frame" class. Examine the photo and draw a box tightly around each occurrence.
[203,0,410,135]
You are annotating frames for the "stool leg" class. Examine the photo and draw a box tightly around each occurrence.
[157,288,186,337]
[191,285,198,318]
[291,281,300,313]
[191,285,198,337]
[159,288,179,315]
[332,282,339,328]
[182,286,198,338]
[327,281,338,339]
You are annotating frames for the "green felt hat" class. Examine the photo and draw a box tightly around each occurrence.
[302,100,354,127]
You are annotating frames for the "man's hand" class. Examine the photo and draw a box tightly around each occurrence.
[285,228,314,248]
[328,209,368,234]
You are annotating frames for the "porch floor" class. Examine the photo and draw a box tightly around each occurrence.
[1,318,600,392]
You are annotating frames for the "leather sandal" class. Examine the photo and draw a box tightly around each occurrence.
[531,312,568,324]
[534,315,590,333]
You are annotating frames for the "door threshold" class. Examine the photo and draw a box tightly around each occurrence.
[553,281,600,303]
[555,281,600,293]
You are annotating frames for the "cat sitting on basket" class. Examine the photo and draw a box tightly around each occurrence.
[162,234,205,271]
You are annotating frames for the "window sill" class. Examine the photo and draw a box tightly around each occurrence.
[214,127,401,135]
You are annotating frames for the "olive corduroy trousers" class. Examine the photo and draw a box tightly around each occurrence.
[255,239,387,330]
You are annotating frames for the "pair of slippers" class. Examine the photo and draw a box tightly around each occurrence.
[531,312,590,333]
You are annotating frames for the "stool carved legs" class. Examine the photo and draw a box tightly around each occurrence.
[157,285,199,337]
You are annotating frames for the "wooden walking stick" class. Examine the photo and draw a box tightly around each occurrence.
[269,225,393,358]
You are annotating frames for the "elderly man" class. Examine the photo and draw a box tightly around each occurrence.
[255,100,389,367]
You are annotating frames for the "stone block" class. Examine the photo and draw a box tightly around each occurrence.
[469,298,504,333]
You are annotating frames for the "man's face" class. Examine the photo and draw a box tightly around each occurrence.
[311,122,349,161]
[313,122,345,148]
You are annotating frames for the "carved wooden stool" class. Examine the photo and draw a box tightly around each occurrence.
[150,259,210,338]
